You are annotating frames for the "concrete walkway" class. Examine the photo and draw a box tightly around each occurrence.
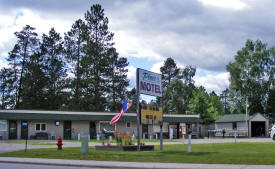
[0,157,275,169]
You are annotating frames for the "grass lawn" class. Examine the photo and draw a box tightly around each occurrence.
[1,142,275,165]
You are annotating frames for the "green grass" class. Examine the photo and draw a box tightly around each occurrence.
[1,143,275,165]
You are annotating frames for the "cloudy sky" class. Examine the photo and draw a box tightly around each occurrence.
[1,0,275,95]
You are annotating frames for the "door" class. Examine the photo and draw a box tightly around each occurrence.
[63,121,71,140]
[9,120,17,139]
[21,121,28,139]
[251,121,266,137]
[89,121,96,139]
[142,124,148,139]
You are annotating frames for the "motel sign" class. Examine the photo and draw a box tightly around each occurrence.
[137,68,162,97]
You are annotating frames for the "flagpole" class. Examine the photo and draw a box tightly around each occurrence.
[136,68,141,151]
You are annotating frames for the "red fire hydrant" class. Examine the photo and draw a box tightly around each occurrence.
[56,136,63,150]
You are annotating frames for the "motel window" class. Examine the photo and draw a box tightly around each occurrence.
[36,123,46,131]
[0,120,7,131]
[126,122,131,128]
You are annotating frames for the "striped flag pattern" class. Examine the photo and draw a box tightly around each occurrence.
[110,98,131,125]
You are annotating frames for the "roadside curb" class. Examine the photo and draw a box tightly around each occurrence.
[1,157,275,169]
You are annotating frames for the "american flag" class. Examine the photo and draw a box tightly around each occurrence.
[110,98,131,125]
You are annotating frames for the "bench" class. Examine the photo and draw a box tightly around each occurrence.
[30,132,49,140]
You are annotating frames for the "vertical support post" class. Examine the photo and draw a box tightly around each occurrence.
[160,97,163,151]
[234,131,237,143]
[136,68,141,151]
[25,137,28,152]
[160,122,163,151]
[182,134,184,145]
[188,134,191,153]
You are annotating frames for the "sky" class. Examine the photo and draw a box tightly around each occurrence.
[1,0,275,97]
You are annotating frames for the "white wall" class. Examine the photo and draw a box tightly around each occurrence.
[216,123,232,130]
[72,121,89,138]
[237,122,247,130]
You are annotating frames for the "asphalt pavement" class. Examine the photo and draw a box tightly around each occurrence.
[0,157,275,169]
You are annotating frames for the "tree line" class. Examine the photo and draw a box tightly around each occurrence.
[151,39,274,124]
[0,4,129,112]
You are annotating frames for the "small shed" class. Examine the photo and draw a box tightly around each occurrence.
[215,113,269,137]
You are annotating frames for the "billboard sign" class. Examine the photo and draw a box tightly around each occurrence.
[137,68,162,97]
[141,104,163,125]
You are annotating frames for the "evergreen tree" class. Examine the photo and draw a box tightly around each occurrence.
[266,88,275,120]
[187,89,222,124]
[80,4,115,111]
[41,28,67,110]
[64,19,86,110]
[163,79,185,114]
[160,57,180,89]
[220,88,230,114]
[107,48,129,111]
[0,68,9,109]
[20,52,47,109]
[6,25,39,108]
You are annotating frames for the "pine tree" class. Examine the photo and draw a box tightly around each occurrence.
[6,25,39,108]
[41,28,67,110]
[64,19,86,110]
[20,52,48,109]
[80,4,115,111]
[0,68,9,109]
[106,48,129,111]
[160,57,180,89]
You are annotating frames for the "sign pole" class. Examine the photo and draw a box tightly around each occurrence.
[136,68,141,151]
[160,97,163,151]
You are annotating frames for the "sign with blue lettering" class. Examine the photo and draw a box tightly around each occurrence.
[137,68,162,97]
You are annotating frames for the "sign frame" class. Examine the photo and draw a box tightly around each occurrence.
[137,68,162,97]
[136,68,163,151]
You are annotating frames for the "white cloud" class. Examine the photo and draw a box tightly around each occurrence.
[0,8,73,62]
[197,0,247,10]
[194,71,230,94]
[126,65,136,88]
[150,61,163,74]
[113,30,163,61]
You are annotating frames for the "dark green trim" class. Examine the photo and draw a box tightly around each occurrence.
[0,112,199,123]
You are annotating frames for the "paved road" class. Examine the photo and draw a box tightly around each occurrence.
[0,163,106,169]
[0,138,273,154]
[0,157,275,169]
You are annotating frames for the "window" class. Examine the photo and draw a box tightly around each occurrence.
[126,122,131,128]
[36,123,46,131]
[232,122,237,130]
[55,121,60,126]
[0,120,7,131]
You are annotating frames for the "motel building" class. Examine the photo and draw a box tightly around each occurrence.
[0,110,200,140]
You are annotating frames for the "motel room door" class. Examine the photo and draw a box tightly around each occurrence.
[63,121,72,140]
[9,120,17,139]
[21,121,28,139]
[89,121,96,139]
